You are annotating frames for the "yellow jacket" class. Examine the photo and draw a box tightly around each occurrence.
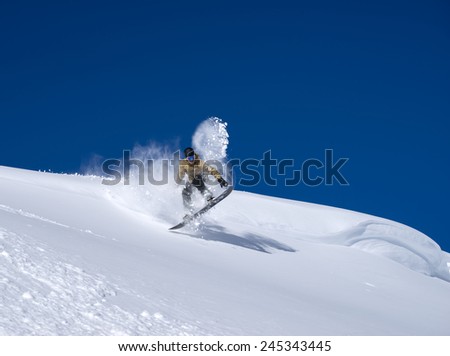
[176,154,222,184]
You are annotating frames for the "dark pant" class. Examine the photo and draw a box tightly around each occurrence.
[182,175,209,210]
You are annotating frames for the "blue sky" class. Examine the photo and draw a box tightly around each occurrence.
[1,1,449,251]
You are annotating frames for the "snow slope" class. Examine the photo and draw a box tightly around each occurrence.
[0,165,449,335]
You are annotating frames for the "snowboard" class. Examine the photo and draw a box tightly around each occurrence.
[169,186,233,230]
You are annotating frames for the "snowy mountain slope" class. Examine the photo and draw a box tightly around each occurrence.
[0,165,449,336]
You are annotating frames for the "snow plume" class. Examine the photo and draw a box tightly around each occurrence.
[80,154,106,177]
[192,117,231,184]
[104,140,183,224]
[192,117,229,162]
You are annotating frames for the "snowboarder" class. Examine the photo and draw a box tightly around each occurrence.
[176,147,228,214]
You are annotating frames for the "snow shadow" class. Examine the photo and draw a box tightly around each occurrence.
[172,225,296,254]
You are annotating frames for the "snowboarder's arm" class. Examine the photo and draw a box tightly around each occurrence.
[202,162,224,181]
[205,163,229,187]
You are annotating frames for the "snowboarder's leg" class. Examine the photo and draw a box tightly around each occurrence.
[192,175,213,202]
[202,189,213,202]
[182,183,195,212]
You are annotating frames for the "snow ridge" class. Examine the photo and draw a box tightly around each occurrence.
[322,220,450,281]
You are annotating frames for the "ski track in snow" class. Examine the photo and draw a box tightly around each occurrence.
[0,226,200,336]
[0,204,109,241]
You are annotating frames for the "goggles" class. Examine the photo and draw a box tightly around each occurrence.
[187,155,195,162]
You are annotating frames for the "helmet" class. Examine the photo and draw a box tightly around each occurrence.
[184,147,195,158]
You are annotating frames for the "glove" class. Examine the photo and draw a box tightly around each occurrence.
[218,177,228,188]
